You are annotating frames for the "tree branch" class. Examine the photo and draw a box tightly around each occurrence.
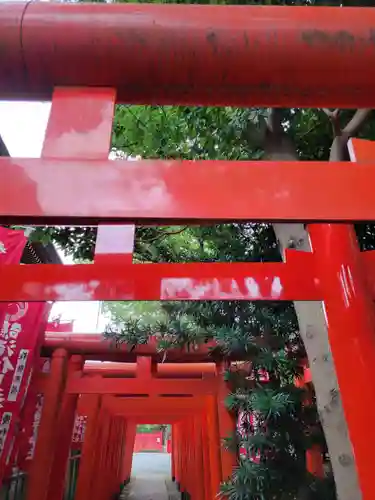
[329,109,372,162]
[321,108,341,137]
[342,109,372,137]
[145,226,189,244]
[266,108,284,134]
[322,108,340,120]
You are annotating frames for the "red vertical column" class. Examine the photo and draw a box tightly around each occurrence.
[216,363,237,482]
[206,395,222,498]
[105,416,122,500]
[185,419,192,498]
[47,355,84,500]
[91,406,112,500]
[178,422,186,495]
[186,420,192,497]
[306,446,324,478]
[27,348,68,500]
[295,362,323,478]
[173,424,180,487]
[308,221,375,500]
[121,419,137,484]
[171,425,176,481]
[201,415,212,500]
[75,392,102,500]
[192,415,205,500]
[114,419,125,488]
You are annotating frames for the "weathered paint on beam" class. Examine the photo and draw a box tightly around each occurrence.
[84,362,216,378]
[103,396,205,414]
[2,158,375,224]
[65,377,217,395]
[3,247,375,303]
[1,3,375,107]
[43,335,221,363]
[0,253,317,302]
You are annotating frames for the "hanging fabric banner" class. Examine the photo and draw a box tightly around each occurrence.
[0,227,27,265]
[0,302,51,474]
[0,227,27,342]
[0,227,27,473]
[17,358,51,470]
[0,227,51,479]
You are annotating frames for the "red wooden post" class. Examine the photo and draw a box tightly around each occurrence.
[173,424,180,487]
[107,417,123,498]
[308,223,375,499]
[27,348,68,500]
[47,355,83,500]
[206,396,222,498]
[179,423,187,495]
[216,364,237,482]
[193,416,205,500]
[295,363,324,478]
[306,446,324,478]
[201,416,212,500]
[92,407,112,500]
[121,420,136,483]
[75,393,102,500]
[115,419,125,488]
[171,425,176,481]
[185,420,193,498]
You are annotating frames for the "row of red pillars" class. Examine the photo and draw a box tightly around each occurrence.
[26,351,236,500]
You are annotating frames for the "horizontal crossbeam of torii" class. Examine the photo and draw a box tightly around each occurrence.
[102,396,206,415]
[1,158,375,224]
[65,376,216,395]
[83,362,217,378]
[2,250,375,302]
[42,335,227,362]
[1,2,375,108]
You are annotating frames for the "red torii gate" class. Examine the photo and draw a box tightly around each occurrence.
[30,353,233,500]
[1,2,375,499]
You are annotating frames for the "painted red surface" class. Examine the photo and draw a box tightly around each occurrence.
[0,255,319,302]
[134,432,164,453]
[2,3,375,108]
[3,158,375,226]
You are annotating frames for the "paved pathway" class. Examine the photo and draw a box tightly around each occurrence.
[126,453,176,500]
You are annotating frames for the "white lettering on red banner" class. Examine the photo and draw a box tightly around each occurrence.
[0,303,28,379]
[0,412,12,454]
[27,394,43,461]
[8,350,29,402]
[0,305,26,410]
[72,415,88,443]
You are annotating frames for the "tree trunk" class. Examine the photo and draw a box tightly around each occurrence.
[261,115,361,500]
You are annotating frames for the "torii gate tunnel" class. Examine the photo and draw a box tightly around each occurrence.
[2,2,375,500]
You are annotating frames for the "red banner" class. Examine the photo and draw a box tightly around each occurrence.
[0,227,51,478]
[0,302,51,473]
[17,358,51,470]
[0,227,27,338]
[0,227,26,265]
